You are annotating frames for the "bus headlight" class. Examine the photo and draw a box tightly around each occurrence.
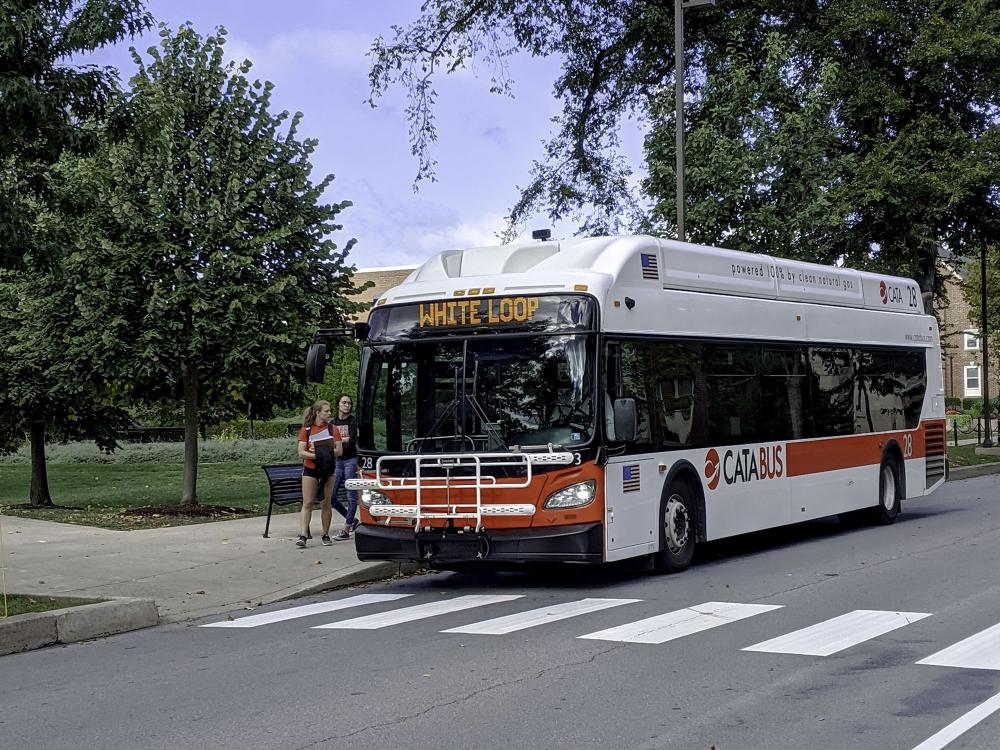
[543,480,596,509]
[360,489,390,508]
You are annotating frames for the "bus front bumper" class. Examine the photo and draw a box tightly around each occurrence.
[355,522,604,564]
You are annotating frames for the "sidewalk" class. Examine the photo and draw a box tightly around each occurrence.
[0,511,413,625]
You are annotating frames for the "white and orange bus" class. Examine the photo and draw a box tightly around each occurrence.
[311,234,946,572]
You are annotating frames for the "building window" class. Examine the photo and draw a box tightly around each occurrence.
[965,330,980,350]
[965,365,982,397]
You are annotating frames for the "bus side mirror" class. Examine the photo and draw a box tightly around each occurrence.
[613,398,637,442]
[305,343,327,383]
[353,321,370,341]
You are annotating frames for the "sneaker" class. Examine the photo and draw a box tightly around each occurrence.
[321,535,332,546]
[349,519,360,532]
[295,535,307,548]
[333,528,351,541]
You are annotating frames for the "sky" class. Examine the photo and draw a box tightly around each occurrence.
[81,0,645,269]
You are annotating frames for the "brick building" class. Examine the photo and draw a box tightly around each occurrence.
[934,261,999,401]
[348,265,418,322]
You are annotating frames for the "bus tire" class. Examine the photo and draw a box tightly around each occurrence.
[654,479,696,574]
[874,455,902,525]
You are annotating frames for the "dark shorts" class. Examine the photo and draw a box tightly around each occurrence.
[302,466,332,479]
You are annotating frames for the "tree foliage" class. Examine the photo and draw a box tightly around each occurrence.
[0,172,131,505]
[0,0,152,268]
[369,1,1000,288]
[309,343,362,407]
[65,25,363,505]
[0,0,150,505]
[0,274,131,505]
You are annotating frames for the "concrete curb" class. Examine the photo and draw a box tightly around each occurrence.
[0,597,159,657]
[274,561,424,603]
[948,462,1000,481]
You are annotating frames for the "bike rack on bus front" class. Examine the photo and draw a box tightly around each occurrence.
[345,451,575,532]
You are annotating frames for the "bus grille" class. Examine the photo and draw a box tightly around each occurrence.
[924,421,946,487]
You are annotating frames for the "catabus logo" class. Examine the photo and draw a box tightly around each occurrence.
[704,449,721,490]
[879,280,907,306]
[704,444,785,490]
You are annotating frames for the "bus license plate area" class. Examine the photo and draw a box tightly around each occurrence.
[414,529,488,561]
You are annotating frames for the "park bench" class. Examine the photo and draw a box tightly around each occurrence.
[260,463,350,538]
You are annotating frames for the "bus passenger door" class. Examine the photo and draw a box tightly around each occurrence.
[603,340,659,561]
[604,456,660,561]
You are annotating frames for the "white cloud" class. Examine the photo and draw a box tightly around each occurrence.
[341,174,584,269]
[224,29,374,78]
[340,177,510,267]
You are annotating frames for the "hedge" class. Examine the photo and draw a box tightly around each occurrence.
[0,438,298,465]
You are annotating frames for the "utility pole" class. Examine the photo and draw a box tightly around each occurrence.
[674,0,715,243]
[982,246,994,447]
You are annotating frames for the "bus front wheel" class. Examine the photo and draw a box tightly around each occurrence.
[654,480,696,574]
[874,456,902,525]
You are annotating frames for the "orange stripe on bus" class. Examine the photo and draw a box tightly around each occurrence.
[786,428,927,477]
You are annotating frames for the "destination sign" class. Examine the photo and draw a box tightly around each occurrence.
[418,297,540,328]
[367,294,596,340]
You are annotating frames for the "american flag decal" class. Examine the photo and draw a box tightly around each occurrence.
[640,253,659,280]
[622,464,641,493]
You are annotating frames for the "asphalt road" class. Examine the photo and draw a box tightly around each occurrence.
[3,475,999,750]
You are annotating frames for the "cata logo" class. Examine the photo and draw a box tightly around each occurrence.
[879,280,888,304]
[704,444,784,491]
[704,449,721,490]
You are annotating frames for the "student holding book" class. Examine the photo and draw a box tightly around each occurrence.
[329,394,360,541]
[295,399,342,547]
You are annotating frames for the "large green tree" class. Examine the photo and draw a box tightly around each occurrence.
[369,1,1000,290]
[0,1,150,505]
[66,25,362,506]
[0,0,151,268]
[0,256,129,505]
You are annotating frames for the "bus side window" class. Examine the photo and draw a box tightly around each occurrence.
[604,342,622,440]
[760,346,811,441]
[615,342,654,452]
[649,342,702,449]
[809,347,855,438]
[894,349,927,430]
[855,349,899,433]
[705,344,761,445]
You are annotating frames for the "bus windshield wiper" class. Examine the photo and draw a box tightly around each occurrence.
[464,394,507,451]
[412,397,460,454]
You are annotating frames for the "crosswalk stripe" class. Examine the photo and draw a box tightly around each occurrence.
[312,594,524,630]
[910,689,1000,750]
[442,598,642,635]
[200,594,413,628]
[578,601,783,644]
[742,609,931,656]
[917,622,1000,671]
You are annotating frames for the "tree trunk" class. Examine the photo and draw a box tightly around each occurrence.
[29,417,54,507]
[916,249,937,306]
[180,359,200,506]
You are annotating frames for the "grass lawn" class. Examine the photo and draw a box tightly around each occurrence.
[1,594,102,617]
[947,443,1000,467]
[0,463,291,530]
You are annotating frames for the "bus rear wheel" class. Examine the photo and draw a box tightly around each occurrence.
[874,456,901,525]
[654,480,696,574]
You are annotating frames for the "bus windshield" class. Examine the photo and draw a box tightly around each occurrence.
[358,334,596,453]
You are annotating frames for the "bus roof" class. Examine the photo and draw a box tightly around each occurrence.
[374,235,926,316]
